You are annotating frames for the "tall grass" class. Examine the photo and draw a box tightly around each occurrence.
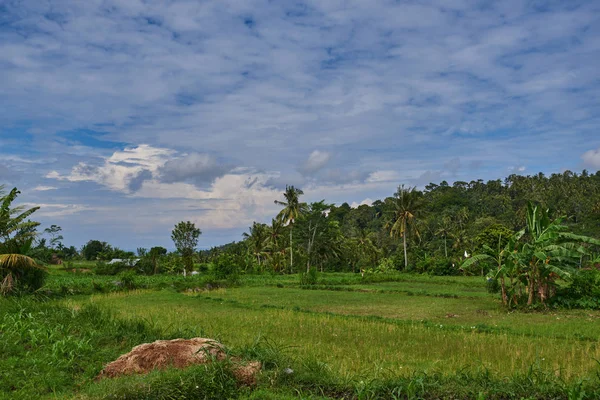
[86,290,600,381]
[5,272,600,398]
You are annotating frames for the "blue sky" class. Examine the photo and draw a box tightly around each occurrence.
[1,0,600,250]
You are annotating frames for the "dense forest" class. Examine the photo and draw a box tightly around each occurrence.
[215,170,600,275]
[2,170,600,307]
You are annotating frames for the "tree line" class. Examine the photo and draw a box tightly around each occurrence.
[228,170,600,276]
[2,170,600,307]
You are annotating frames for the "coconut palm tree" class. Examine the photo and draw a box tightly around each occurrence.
[274,185,307,273]
[242,222,269,268]
[386,185,424,269]
[435,216,452,258]
[266,218,285,252]
[0,186,45,294]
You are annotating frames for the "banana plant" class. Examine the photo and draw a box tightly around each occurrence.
[0,186,46,295]
[463,202,600,306]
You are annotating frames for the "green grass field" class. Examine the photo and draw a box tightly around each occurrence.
[2,272,600,399]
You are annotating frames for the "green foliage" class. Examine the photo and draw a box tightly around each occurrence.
[552,269,600,309]
[82,240,106,260]
[385,185,425,269]
[377,257,396,273]
[95,260,131,276]
[171,221,202,271]
[0,299,165,398]
[163,253,185,274]
[88,363,240,400]
[118,270,138,290]
[0,187,47,295]
[275,185,308,272]
[475,224,513,251]
[148,246,168,274]
[300,267,319,286]
[135,257,155,275]
[464,202,600,307]
[415,256,458,276]
[213,252,241,280]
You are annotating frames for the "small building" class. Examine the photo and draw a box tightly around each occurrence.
[108,258,140,266]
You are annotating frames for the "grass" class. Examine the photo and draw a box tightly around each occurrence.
[83,290,600,380]
[2,271,600,399]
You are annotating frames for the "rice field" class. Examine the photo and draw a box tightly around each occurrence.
[79,275,600,380]
[3,272,600,399]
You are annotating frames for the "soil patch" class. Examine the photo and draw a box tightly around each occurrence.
[98,338,261,385]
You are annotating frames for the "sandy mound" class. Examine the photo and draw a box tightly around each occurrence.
[98,338,261,385]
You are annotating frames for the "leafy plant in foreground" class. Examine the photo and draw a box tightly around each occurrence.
[464,202,600,307]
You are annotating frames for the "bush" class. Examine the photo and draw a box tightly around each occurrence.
[486,276,501,294]
[552,269,600,309]
[196,263,210,273]
[135,258,155,275]
[1,266,48,295]
[415,256,458,276]
[163,255,185,274]
[117,270,137,290]
[213,253,240,280]
[299,267,318,286]
[95,261,130,276]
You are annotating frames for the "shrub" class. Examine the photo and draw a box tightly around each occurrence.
[117,270,137,290]
[299,267,318,286]
[196,262,210,273]
[375,257,395,273]
[1,265,48,295]
[213,253,240,280]
[415,256,458,276]
[135,258,155,275]
[163,255,185,274]
[95,261,130,276]
[551,269,600,309]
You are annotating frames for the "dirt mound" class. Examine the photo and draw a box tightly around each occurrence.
[98,338,261,385]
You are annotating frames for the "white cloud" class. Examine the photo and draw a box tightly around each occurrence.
[47,144,175,192]
[299,150,331,175]
[366,170,402,183]
[22,203,90,218]
[508,165,527,174]
[159,153,231,185]
[32,186,57,191]
[350,198,373,208]
[582,148,600,169]
[3,1,600,247]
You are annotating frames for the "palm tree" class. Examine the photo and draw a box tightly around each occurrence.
[274,185,307,273]
[0,186,45,294]
[386,185,424,269]
[352,227,379,269]
[435,216,452,258]
[266,218,285,252]
[242,222,269,268]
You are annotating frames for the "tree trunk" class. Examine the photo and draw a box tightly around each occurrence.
[403,231,408,270]
[527,266,536,306]
[306,221,311,273]
[290,225,293,274]
[444,236,447,258]
[307,222,318,273]
[500,272,508,305]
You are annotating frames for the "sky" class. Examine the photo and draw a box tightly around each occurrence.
[1,0,600,250]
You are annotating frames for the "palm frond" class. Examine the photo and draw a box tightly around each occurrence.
[0,254,43,270]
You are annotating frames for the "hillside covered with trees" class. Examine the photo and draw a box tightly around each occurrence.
[2,170,600,308]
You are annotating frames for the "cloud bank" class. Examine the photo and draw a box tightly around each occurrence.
[0,0,599,248]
